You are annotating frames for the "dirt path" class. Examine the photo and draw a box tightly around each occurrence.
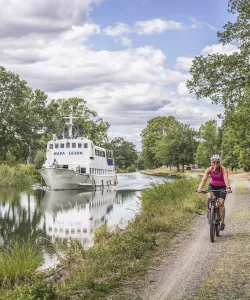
[134,178,250,300]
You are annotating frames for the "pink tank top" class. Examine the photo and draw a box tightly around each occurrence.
[210,166,225,186]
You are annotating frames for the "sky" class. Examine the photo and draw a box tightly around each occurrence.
[0,0,238,150]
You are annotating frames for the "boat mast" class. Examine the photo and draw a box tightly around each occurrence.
[64,106,78,139]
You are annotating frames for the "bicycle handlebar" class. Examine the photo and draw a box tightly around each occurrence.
[196,189,231,194]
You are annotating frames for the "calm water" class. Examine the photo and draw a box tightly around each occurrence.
[0,172,173,268]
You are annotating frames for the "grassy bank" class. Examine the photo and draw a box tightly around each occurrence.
[57,178,205,299]
[140,165,204,178]
[0,178,206,299]
[0,164,40,187]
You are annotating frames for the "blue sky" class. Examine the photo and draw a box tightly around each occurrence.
[0,0,237,149]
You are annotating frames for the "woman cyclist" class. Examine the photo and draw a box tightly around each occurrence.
[197,154,232,231]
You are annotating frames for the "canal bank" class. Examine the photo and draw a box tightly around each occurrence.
[0,174,204,300]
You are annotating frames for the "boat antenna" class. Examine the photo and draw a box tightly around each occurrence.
[63,106,79,139]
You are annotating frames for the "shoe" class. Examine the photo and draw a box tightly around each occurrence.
[220,223,225,231]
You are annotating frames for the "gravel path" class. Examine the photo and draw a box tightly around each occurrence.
[137,178,250,300]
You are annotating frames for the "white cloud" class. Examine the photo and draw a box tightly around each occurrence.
[189,17,217,31]
[135,19,183,35]
[120,36,132,47]
[201,43,239,56]
[176,57,194,71]
[0,0,102,37]
[104,23,131,37]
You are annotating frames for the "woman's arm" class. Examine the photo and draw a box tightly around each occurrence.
[197,168,210,192]
[222,166,231,190]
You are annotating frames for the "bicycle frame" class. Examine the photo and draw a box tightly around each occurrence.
[201,189,227,242]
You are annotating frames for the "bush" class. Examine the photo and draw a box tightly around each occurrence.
[33,150,46,169]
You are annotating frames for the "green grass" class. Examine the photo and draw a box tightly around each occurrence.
[0,164,40,187]
[56,178,206,299]
[0,238,43,289]
[236,180,249,194]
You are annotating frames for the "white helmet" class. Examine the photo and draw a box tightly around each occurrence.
[210,154,220,161]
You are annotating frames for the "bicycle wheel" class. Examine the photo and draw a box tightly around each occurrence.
[210,206,216,242]
[215,208,220,237]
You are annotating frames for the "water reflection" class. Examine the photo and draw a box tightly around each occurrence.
[42,190,116,248]
[0,173,173,266]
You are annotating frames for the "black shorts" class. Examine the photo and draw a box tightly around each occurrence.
[208,183,227,200]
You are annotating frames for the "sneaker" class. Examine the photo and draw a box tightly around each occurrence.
[220,223,225,231]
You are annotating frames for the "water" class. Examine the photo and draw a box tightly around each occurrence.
[0,172,173,268]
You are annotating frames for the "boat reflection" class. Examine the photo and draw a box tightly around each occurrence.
[41,189,116,247]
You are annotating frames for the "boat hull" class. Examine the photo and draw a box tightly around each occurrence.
[39,168,116,190]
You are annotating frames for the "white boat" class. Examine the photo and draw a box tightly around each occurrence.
[39,111,117,190]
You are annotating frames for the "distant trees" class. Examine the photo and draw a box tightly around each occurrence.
[141,116,198,171]
[196,120,220,167]
[104,137,138,171]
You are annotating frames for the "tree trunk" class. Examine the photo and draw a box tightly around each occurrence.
[182,164,184,173]
[177,164,180,172]
[26,145,32,165]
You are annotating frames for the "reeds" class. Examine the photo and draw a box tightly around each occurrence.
[0,164,39,187]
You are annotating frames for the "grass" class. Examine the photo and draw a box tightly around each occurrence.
[236,180,249,194]
[0,164,40,187]
[55,178,206,299]
[0,238,43,289]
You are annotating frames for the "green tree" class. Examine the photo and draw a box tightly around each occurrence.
[110,137,138,170]
[162,123,197,172]
[186,0,250,109]
[221,91,250,171]
[196,120,220,167]
[45,97,109,146]
[0,66,47,162]
[141,116,180,168]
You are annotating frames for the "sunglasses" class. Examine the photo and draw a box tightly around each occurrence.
[212,161,220,164]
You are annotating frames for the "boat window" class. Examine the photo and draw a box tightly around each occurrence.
[60,143,64,148]
[78,143,82,148]
[90,168,92,175]
[72,143,76,148]
[84,143,88,148]
[81,168,86,174]
[55,143,59,149]
[49,144,53,149]
[66,142,70,148]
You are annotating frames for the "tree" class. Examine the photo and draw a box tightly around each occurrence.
[221,91,250,171]
[45,97,109,146]
[162,123,197,172]
[110,137,138,170]
[196,120,220,167]
[141,116,180,168]
[0,66,47,162]
[186,0,250,109]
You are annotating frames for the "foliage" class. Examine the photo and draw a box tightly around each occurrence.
[221,91,250,171]
[0,164,39,187]
[196,120,220,167]
[108,137,138,169]
[186,0,250,109]
[45,97,110,146]
[141,116,180,168]
[0,66,47,162]
[4,280,57,300]
[33,150,46,169]
[0,238,43,288]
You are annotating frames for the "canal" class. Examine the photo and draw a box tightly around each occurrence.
[0,172,174,268]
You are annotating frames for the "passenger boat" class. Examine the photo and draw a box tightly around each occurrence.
[39,111,117,190]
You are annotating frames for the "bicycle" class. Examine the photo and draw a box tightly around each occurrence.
[200,189,227,242]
